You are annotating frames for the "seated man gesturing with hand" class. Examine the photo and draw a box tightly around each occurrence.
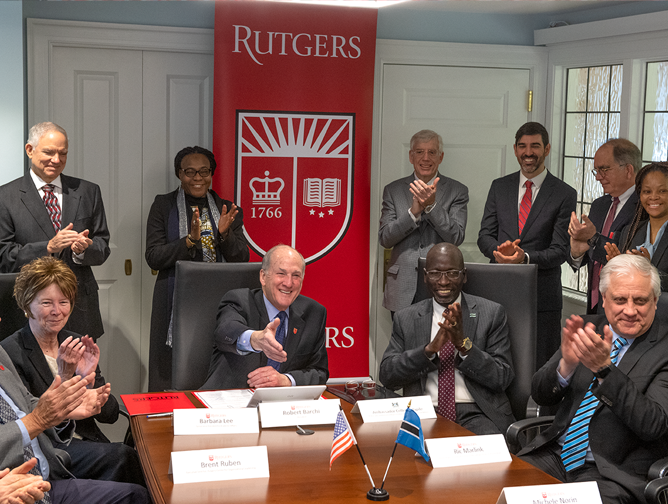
[203,245,328,390]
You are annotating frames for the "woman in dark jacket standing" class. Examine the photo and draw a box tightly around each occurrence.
[146,146,249,391]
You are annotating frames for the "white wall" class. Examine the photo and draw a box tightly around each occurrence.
[0,1,25,185]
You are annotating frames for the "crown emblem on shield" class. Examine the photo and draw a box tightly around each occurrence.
[250,171,285,205]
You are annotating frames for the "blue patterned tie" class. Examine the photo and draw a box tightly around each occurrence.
[267,311,288,371]
[560,337,628,471]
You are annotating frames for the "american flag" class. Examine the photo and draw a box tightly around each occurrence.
[330,410,355,468]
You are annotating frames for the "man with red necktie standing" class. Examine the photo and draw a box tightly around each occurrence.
[478,122,576,368]
[0,122,110,340]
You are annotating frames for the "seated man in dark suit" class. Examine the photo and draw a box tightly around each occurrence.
[0,341,149,504]
[519,254,668,504]
[203,244,328,389]
[379,242,515,435]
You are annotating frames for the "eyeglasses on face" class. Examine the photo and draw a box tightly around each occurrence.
[180,168,212,178]
[424,269,464,281]
[591,163,625,177]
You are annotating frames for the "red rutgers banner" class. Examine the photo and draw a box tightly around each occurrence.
[212,1,377,378]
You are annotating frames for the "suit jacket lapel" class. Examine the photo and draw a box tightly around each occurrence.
[19,173,56,239]
[415,300,434,349]
[60,175,80,227]
[651,231,668,267]
[253,290,270,366]
[282,300,306,370]
[616,321,659,376]
[503,173,521,238]
[460,294,478,344]
[611,192,638,236]
[20,326,54,388]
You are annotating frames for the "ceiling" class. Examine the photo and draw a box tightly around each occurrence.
[381,0,625,14]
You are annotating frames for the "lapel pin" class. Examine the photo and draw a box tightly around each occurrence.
[0,365,4,371]
[470,313,477,318]
[293,328,298,334]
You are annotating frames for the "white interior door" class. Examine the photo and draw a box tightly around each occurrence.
[373,64,532,379]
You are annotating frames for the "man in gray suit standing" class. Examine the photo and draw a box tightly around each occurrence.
[379,242,515,435]
[0,122,110,340]
[379,130,469,315]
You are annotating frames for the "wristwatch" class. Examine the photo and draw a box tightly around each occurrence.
[587,232,601,247]
[594,364,613,379]
[456,337,472,353]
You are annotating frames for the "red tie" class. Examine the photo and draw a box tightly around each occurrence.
[42,184,61,232]
[590,196,619,309]
[518,180,533,234]
[437,341,456,421]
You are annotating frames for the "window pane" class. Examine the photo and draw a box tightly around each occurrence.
[564,113,586,157]
[567,68,588,112]
[609,113,620,139]
[582,158,602,203]
[644,61,668,111]
[585,113,609,157]
[563,157,583,201]
[610,65,623,112]
[642,112,668,162]
[587,66,611,112]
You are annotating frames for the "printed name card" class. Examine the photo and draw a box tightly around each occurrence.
[173,408,259,435]
[352,396,436,423]
[496,481,602,504]
[171,446,269,484]
[425,434,511,468]
[258,398,340,428]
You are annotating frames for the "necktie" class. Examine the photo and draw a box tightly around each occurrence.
[590,197,620,310]
[0,394,52,503]
[267,311,288,371]
[42,184,61,232]
[560,336,627,471]
[436,341,456,421]
[518,180,533,235]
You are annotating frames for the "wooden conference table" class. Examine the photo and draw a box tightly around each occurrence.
[131,389,558,504]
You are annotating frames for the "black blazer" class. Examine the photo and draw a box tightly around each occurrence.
[0,325,118,443]
[519,315,668,503]
[478,171,577,312]
[203,288,329,390]
[567,192,638,313]
[618,218,668,292]
[0,172,110,339]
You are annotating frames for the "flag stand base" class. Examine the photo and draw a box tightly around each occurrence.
[367,488,389,501]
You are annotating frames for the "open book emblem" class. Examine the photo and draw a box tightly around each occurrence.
[236,111,354,263]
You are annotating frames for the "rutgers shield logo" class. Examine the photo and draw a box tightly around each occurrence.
[236,111,354,263]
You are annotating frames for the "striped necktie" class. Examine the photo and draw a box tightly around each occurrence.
[42,184,61,232]
[518,180,533,234]
[560,336,627,471]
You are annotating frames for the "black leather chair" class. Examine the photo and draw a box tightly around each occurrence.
[645,457,668,504]
[171,261,262,390]
[416,259,538,423]
[0,273,25,342]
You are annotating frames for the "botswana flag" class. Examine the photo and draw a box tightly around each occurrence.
[395,407,429,462]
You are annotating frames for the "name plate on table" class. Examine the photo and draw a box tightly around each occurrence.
[170,446,269,484]
[173,408,259,435]
[425,434,511,468]
[496,481,602,504]
[259,398,340,428]
[351,395,436,423]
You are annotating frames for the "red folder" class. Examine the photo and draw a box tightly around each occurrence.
[121,392,198,416]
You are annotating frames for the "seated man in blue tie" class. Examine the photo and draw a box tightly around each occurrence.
[0,339,149,503]
[202,244,328,389]
[519,254,668,504]
[379,242,515,435]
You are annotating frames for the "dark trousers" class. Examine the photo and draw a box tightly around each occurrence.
[50,479,150,504]
[456,403,501,436]
[63,438,146,486]
[520,443,635,504]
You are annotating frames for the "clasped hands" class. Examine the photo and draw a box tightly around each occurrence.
[559,315,613,380]
[0,458,51,504]
[568,211,597,258]
[493,239,525,264]
[425,302,466,356]
[57,335,99,384]
[46,223,92,255]
[248,317,291,388]
[190,204,239,241]
[409,178,439,217]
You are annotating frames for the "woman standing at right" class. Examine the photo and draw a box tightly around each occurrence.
[605,162,668,291]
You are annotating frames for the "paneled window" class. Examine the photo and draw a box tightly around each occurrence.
[642,61,668,163]
[561,65,623,293]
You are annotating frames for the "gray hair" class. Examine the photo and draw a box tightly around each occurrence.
[261,245,305,275]
[27,122,68,148]
[600,138,642,174]
[410,130,443,154]
[600,254,661,300]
